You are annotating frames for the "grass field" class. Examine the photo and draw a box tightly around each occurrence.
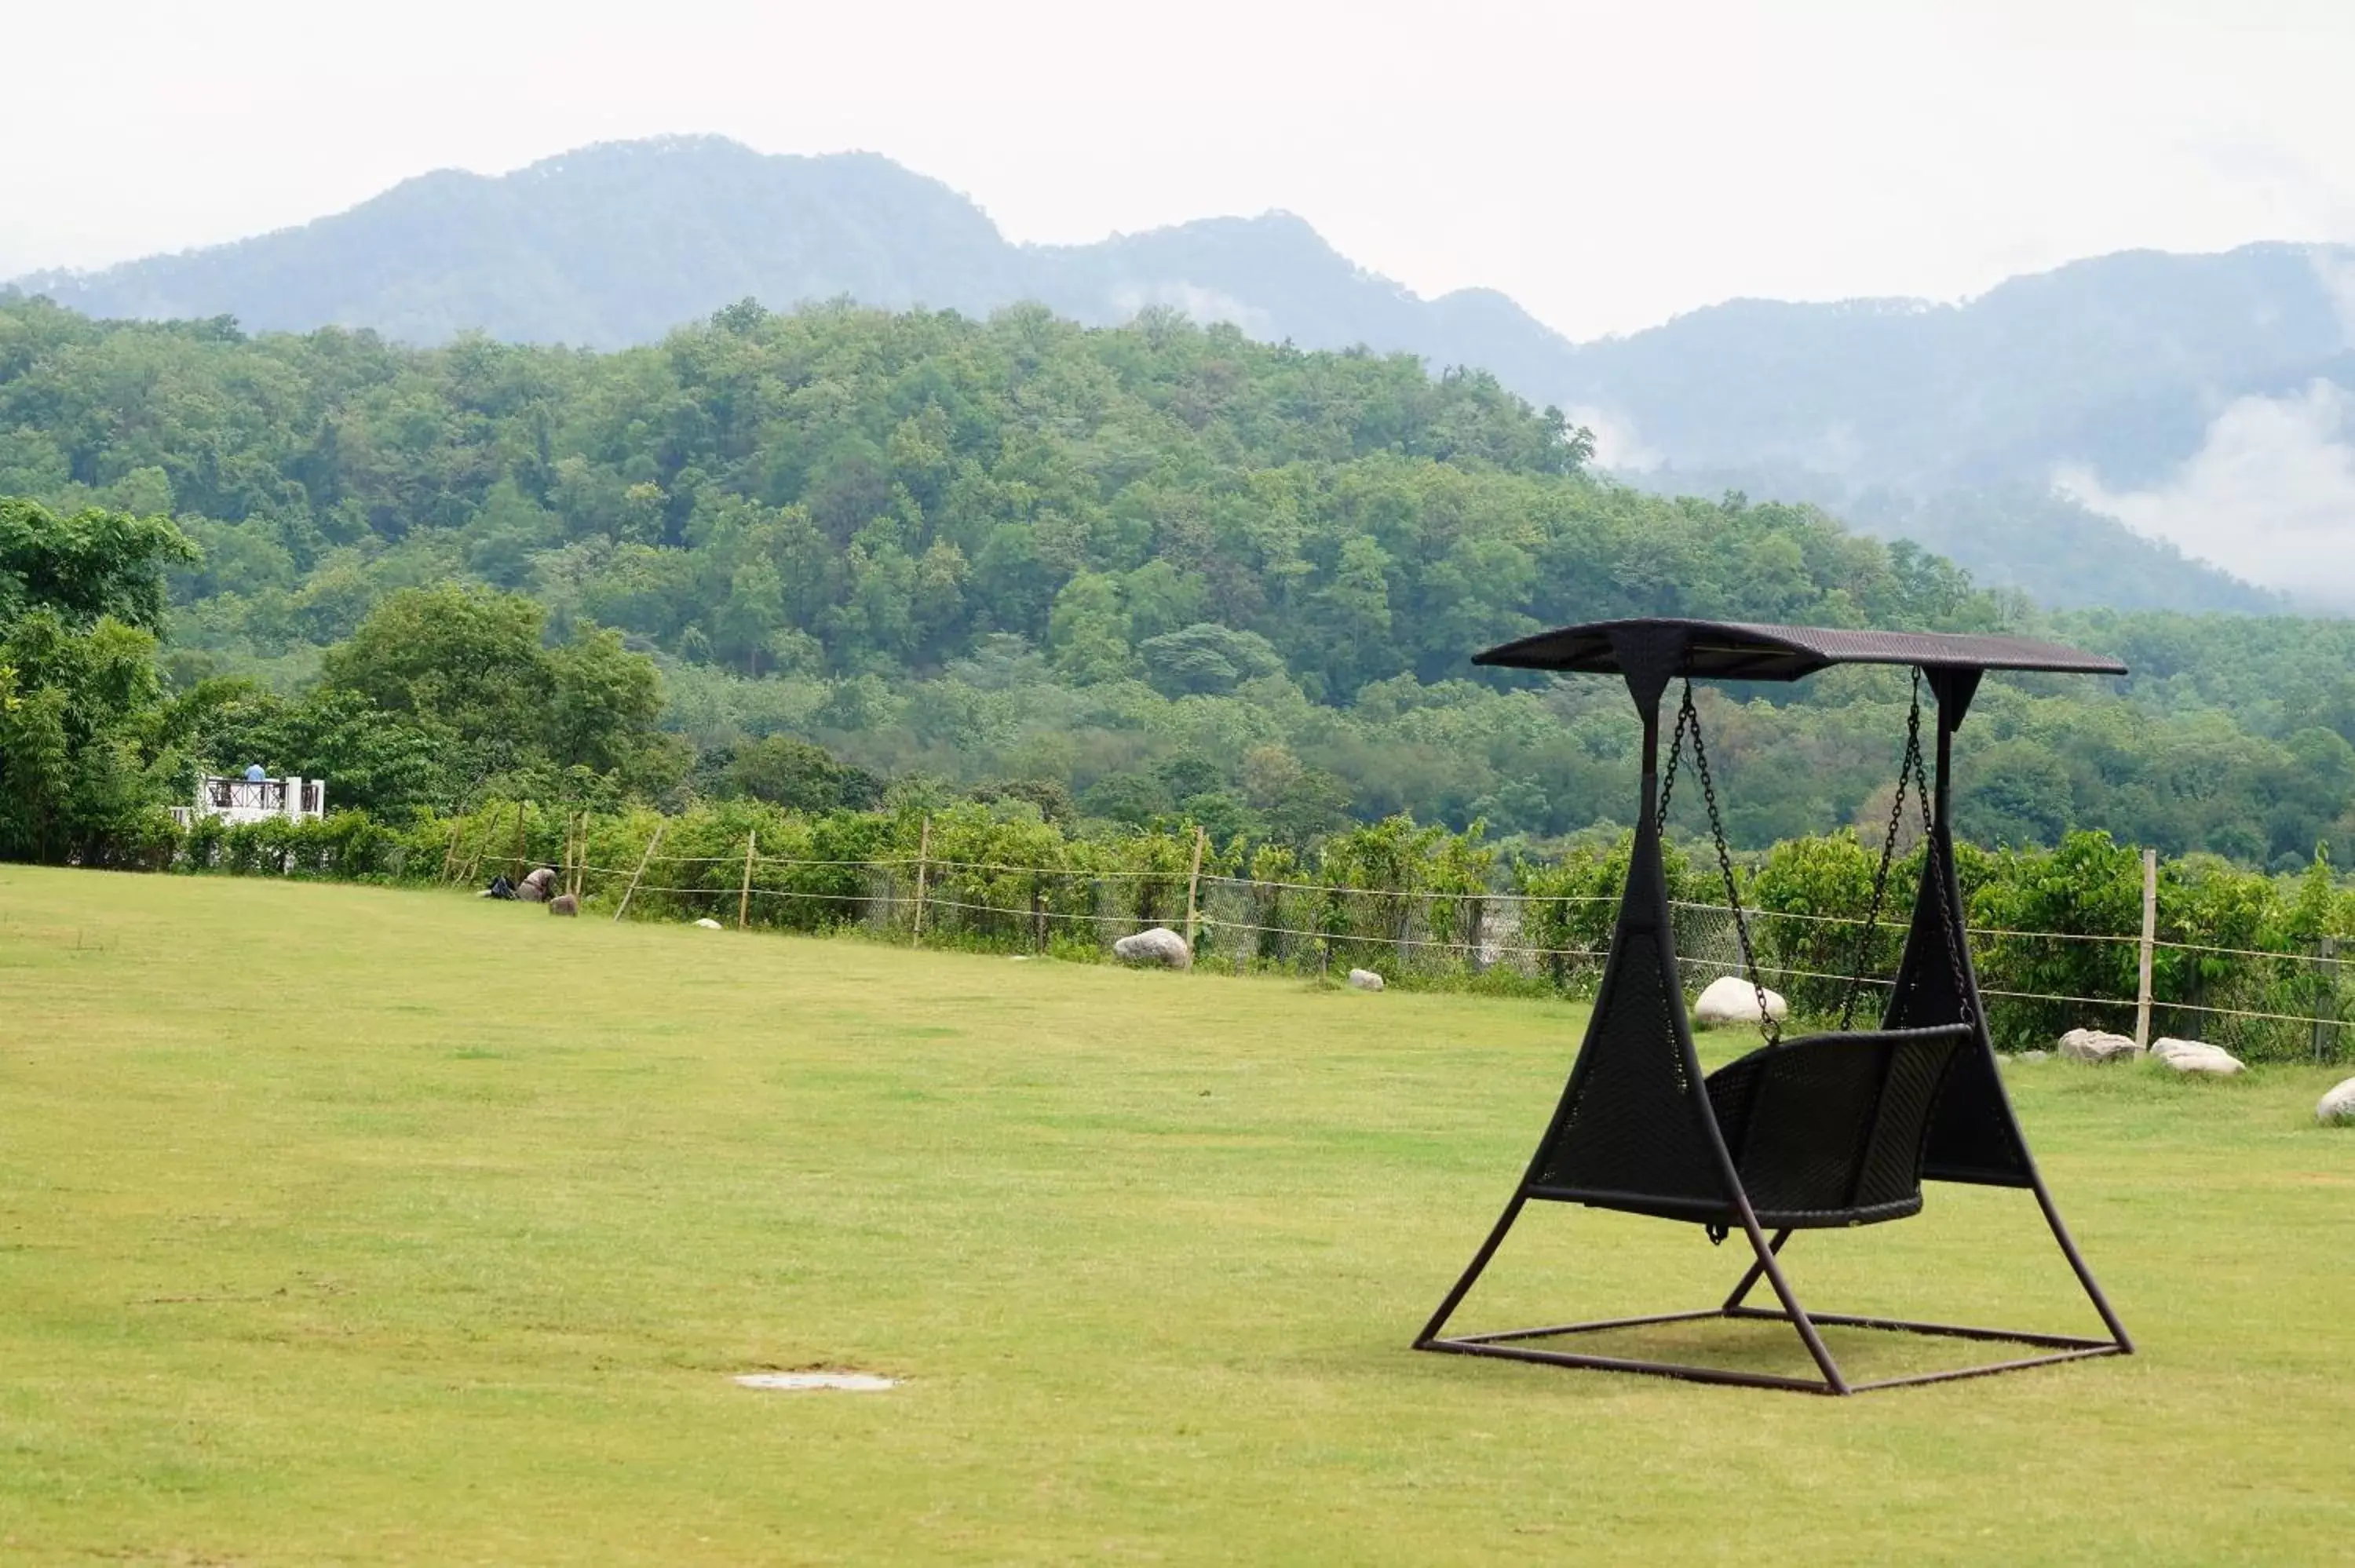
[2,866,2351,1565]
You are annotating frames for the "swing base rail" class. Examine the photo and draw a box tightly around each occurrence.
[1417,1306,2125,1395]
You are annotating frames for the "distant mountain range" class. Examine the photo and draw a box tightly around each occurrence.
[14,135,2351,612]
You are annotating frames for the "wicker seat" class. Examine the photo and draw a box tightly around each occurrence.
[1524,1015,1973,1232]
[1702,1025,1972,1229]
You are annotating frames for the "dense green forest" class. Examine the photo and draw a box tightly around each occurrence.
[2,293,2352,866]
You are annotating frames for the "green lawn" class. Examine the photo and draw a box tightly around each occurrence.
[2,867,2350,1565]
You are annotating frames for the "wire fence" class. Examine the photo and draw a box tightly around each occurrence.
[159,803,2344,1064]
[553,846,2350,1067]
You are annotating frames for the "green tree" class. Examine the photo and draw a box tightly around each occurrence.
[321,585,552,753]
[546,625,663,774]
[1137,622,1284,698]
[0,611,177,863]
[718,735,882,811]
[1047,572,1134,684]
[319,585,666,801]
[0,499,198,862]
[0,498,199,633]
[0,681,72,859]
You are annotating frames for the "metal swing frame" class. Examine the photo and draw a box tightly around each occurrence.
[1414,621,2136,1395]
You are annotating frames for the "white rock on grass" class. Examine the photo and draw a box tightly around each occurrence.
[1347,968,1385,992]
[2149,1036,2245,1076]
[693,917,725,930]
[735,1371,896,1392]
[2317,1077,2355,1125]
[2059,1028,2141,1064]
[1113,927,1192,969]
[1692,975,1788,1029]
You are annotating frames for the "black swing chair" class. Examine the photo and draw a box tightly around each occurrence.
[1415,619,2136,1395]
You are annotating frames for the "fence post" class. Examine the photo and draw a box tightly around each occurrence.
[439,820,463,883]
[2316,935,2340,1065]
[615,821,664,923]
[739,829,758,930]
[1183,826,1207,953]
[2134,847,2158,1048]
[911,815,932,944]
[509,799,531,885]
[1031,885,1046,954]
[456,803,498,890]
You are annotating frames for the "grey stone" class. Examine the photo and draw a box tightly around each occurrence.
[2059,1027,2141,1064]
[693,917,725,930]
[1113,927,1192,969]
[1692,975,1788,1029]
[548,892,579,916]
[2017,1050,2050,1062]
[2317,1077,2355,1125]
[2149,1036,2245,1076]
[1347,968,1385,992]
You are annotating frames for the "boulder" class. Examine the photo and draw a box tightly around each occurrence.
[2149,1036,2245,1076]
[2317,1077,2355,1126]
[2058,1028,2140,1064]
[548,893,579,917]
[1347,968,1385,992]
[693,917,725,930]
[1692,975,1788,1029]
[1112,927,1192,969]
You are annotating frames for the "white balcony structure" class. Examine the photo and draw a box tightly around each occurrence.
[175,774,327,828]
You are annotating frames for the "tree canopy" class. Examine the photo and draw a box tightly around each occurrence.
[0,499,194,860]
[2,294,2351,865]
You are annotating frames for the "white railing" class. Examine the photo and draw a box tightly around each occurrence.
[187,775,327,826]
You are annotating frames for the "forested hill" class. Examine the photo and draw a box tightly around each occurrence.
[10,135,2303,614]
[2,294,2350,867]
[9,137,1554,371]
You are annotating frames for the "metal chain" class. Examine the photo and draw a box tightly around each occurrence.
[1910,721,1977,1025]
[1839,670,1923,1030]
[1678,682,1780,1045]
[1656,695,1692,824]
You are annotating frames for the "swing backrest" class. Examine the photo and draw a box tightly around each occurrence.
[1704,1023,1973,1227]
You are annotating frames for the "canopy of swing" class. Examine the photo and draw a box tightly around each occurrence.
[1473,618,2127,682]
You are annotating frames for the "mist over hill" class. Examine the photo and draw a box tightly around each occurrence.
[14,135,2350,611]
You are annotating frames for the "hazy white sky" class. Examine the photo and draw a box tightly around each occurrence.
[5,0,2355,340]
